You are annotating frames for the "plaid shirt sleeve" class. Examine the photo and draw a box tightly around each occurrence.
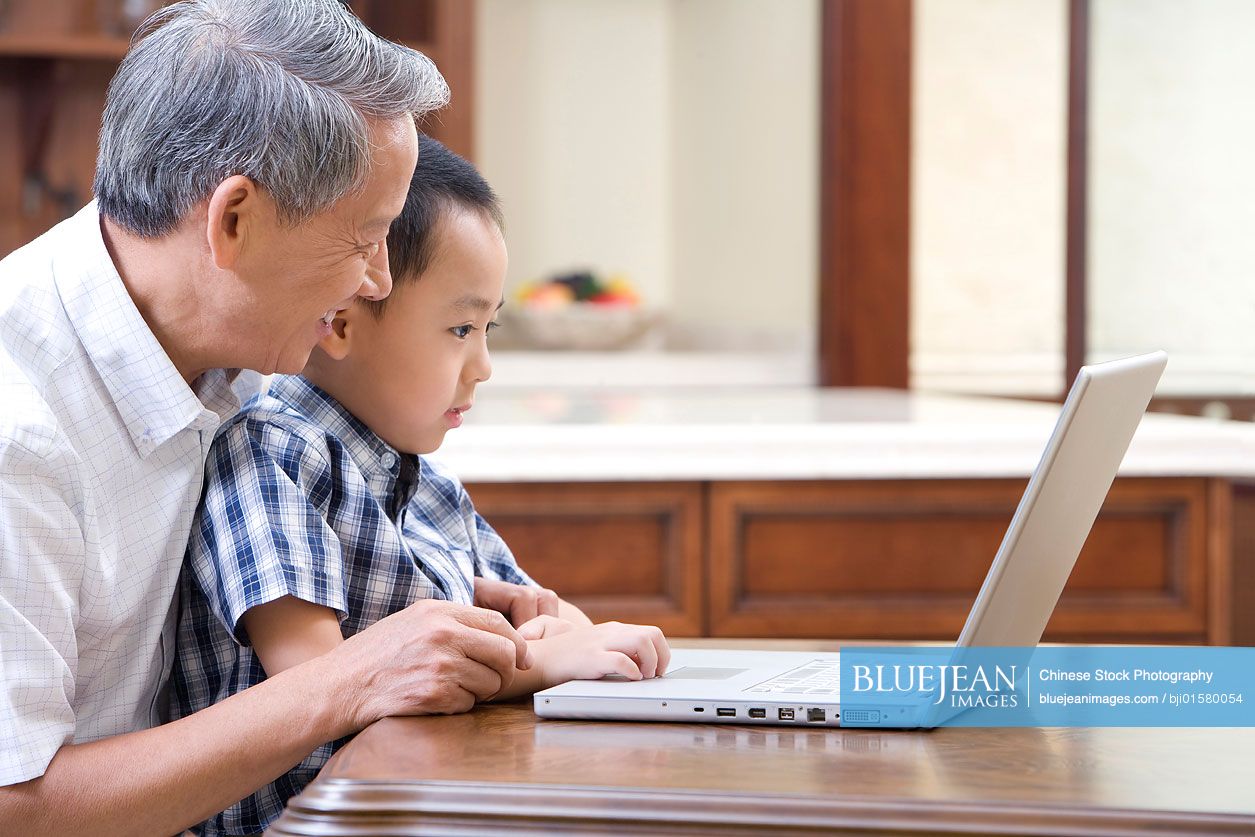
[422,456,536,588]
[187,413,348,644]
[470,508,537,587]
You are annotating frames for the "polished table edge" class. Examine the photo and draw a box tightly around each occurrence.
[269,777,1255,836]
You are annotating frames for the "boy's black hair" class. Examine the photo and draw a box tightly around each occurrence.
[367,133,503,316]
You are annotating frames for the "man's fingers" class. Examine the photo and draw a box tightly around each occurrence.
[451,658,506,702]
[449,604,532,670]
[509,594,539,627]
[536,587,561,618]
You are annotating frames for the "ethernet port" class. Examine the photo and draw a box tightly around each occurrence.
[807,708,826,722]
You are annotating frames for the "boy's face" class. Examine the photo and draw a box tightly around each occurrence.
[313,208,506,454]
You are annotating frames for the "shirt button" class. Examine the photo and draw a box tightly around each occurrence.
[380,451,398,469]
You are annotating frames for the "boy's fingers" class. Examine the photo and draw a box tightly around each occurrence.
[652,628,671,675]
[627,630,659,679]
[606,651,642,681]
[518,614,566,640]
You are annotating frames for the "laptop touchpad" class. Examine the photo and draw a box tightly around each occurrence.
[662,667,747,680]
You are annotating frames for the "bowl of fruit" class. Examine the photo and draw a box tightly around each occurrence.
[504,270,660,350]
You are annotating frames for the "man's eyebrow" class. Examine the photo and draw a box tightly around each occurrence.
[450,295,506,314]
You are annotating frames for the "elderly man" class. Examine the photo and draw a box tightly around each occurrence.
[0,2,556,834]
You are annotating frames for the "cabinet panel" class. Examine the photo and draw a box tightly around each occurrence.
[709,478,1215,643]
[465,482,705,636]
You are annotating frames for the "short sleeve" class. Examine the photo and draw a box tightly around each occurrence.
[187,416,348,644]
[0,438,84,785]
[451,480,535,587]
[471,509,536,587]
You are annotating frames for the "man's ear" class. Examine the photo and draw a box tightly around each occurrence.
[316,307,359,361]
[205,175,261,271]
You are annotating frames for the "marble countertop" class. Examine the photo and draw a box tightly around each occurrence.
[428,388,1255,483]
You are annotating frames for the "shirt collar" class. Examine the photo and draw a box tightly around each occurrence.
[268,374,421,515]
[51,202,243,457]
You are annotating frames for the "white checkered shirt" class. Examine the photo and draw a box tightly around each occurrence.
[171,374,535,836]
[0,203,253,785]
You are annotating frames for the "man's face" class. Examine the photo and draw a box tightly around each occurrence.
[235,116,419,375]
[326,208,507,455]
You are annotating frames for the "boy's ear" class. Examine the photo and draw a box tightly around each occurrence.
[205,175,262,271]
[316,308,357,361]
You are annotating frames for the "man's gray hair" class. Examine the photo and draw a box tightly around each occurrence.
[94,0,448,237]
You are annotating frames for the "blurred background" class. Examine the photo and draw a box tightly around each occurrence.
[2,0,1251,643]
[1,0,1250,413]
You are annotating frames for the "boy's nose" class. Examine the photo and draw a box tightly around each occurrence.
[469,341,492,383]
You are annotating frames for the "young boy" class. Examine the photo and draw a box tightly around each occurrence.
[170,136,670,836]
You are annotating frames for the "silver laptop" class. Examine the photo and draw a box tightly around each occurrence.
[534,352,1169,728]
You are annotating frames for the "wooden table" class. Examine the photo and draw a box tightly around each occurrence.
[269,646,1255,835]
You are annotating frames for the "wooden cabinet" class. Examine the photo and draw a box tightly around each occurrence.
[0,0,473,256]
[468,476,1247,644]
[466,482,705,636]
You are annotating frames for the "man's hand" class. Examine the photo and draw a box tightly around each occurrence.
[474,577,560,627]
[331,598,531,728]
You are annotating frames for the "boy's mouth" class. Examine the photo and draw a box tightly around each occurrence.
[444,404,470,429]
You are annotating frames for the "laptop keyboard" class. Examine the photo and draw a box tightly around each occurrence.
[744,659,840,695]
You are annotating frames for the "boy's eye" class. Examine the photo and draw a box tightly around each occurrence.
[486,321,501,334]
[450,324,474,339]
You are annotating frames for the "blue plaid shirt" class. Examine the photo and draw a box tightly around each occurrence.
[170,375,534,837]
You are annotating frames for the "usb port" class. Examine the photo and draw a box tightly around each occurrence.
[778,708,795,721]
[748,708,766,719]
[716,707,736,717]
[807,708,826,722]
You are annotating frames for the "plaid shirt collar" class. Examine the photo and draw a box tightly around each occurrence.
[267,375,421,517]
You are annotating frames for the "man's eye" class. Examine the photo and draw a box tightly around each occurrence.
[450,324,473,339]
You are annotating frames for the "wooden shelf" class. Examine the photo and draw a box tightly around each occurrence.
[0,34,130,61]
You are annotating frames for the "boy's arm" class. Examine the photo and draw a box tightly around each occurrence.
[0,598,530,837]
[558,597,594,627]
[241,595,345,675]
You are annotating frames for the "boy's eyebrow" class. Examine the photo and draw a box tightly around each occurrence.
[450,295,505,314]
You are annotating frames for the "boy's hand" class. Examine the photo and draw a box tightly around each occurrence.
[517,613,579,640]
[532,621,671,687]
[474,577,560,627]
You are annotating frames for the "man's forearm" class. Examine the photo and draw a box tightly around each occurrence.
[0,652,353,837]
